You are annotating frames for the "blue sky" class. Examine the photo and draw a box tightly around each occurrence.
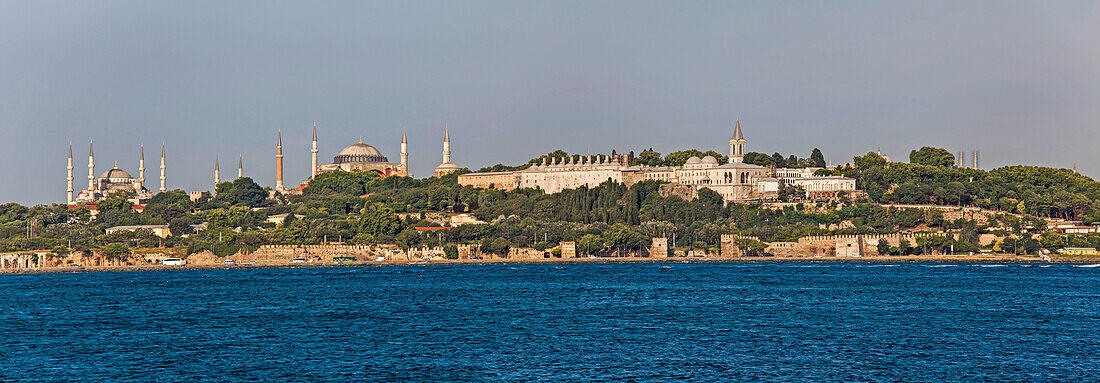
[2,1,1098,204]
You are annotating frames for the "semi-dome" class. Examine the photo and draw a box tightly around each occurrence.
[685,156,702,165]
[334,140,389,164]
[100,168,133,180]
[701,156,719,165]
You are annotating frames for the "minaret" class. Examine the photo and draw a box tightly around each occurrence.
[238,154,243,179]
[442,125,451,164]
[66,142,74,204]
[159,142,166,193]
[400,127,408,169]
[310,122,318,179]
[729,119,746,164]
[214,157,221,189]
[137,143,145,190]
[275,129,284,191]
[87,140,95,193]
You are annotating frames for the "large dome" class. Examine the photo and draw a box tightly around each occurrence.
[334,141,389,164]
[100,168,133,180]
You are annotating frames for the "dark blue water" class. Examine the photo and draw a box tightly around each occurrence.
[2,263,1099,382]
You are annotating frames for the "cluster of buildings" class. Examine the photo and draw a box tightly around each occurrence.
[458,121,860,203]
[66,124,461,205]
[65,120,859,206]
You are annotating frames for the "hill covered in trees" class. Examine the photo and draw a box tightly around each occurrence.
[1,146,1098,260]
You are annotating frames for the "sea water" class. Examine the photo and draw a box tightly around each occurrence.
[1,263,1098,382]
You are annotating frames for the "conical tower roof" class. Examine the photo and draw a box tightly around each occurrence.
[733,119,744,140]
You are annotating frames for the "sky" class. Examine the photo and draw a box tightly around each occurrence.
[1,1,1098,205]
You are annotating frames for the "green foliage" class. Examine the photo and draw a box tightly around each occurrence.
[603,223,647,253]
[578,234,603,255]
[632,149,663,166]
[663,150,729,167]
[854,152,887,169]
[810,148,826,167]
[479,237,511,255]
[214,177,267,207]
[97,192,133,213]
[743,152,775,167]
[169,217,192,236]
[358,202,403,237]
[304,171,381,196]
[102,243,131,259]
[443,244,459,259]
[909,147,955,167]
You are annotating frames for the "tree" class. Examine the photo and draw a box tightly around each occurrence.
[663,150,729,166]
[168,217,193,237]
[877,239,890,255]
[578,234,603,256]
[810,148,826,167]
[898,239,912,255]
[358,202,403,237]
[97,192,133,213]
[771,152,787,168]
[632,149,663,166]
[102,243,131,260]
[443,244,459,259]
[742,152,776,167]
[214,177,267,207]
[854,152,887,169]
[1040,231,1066,251]
[909,147,955,167]
[304,171,380,196]
[604,223,646,256]
[479,237,511,255]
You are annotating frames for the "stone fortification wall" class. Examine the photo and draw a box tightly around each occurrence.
[720,234,762,257]
[233,245,400,264]
[767,233,950,257]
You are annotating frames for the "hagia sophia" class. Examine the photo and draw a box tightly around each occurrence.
[65,120,858,206]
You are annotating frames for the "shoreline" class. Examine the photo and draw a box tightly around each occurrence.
[4,254,1100,275]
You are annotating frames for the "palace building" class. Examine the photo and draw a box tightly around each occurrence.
[455,119,858,203]
[458,120,780,203]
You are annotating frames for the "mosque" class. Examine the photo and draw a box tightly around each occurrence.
[67,122,462,204]
[67,141,162,204]
[268,123,458,195]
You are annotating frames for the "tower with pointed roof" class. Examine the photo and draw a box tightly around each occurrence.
[400,127,408,169]
[238,154,244,179]
[275,130,285,191]
[137,143,146,191]
[159,142,166,193]
[310,122,318,180]
[729,119,746,164]
[434,125,460,177]
[66,142,74,204]
[87,141,96,193]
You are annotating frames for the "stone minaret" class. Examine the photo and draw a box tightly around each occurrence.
[442,125,451,164]
[66,141,74,204]
[310,123,318,179]
[159,142,166,193]
[87,141,96,193]
[400,127,408,168]
[214,157,221,186]
[137,143,145,191]
[238,154,243,179]
[275,130,284,191]
[729,119,746,164]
